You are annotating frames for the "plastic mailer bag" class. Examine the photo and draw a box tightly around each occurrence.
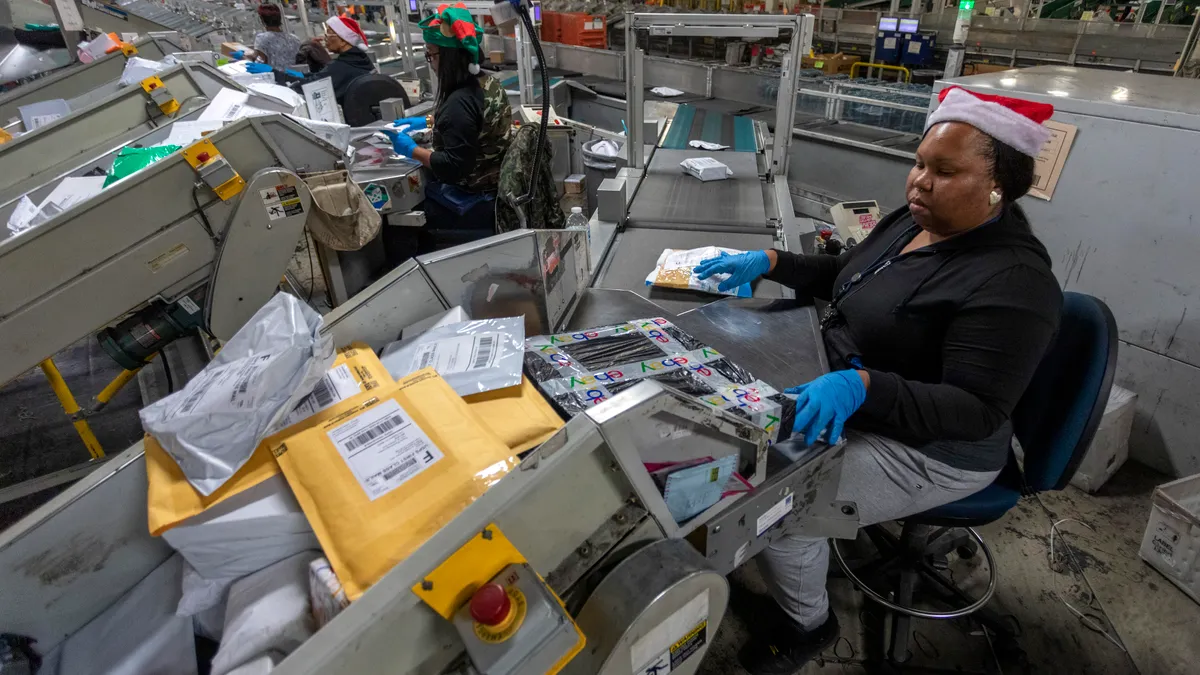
[680,156,733,182]
[140,293,335,496]
[118,56,171,87]
[268,369,519,600]
[646,247,752,298]
[104,144,182,187]
[380,316,524,396]
[303,169,382,251]
[525,317,794,442]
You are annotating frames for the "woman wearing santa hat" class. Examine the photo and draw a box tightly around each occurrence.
[380,3,512,249]
[696,86,1065,673]
[310,15,375,106]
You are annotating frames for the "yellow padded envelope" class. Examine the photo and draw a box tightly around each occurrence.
[269,368,518,601]
[146,343,392,537]
[463,376,563,454]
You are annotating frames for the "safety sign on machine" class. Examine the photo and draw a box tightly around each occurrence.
[631,590,710,675]
[260,185,305,221]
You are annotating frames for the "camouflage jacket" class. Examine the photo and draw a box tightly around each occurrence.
[431,74,511,194]
[495,124,567,232]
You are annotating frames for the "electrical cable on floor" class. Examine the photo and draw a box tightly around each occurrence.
[1037,495,1129,653]
[980,621,1006,675]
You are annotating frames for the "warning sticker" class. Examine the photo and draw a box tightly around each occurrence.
[147,243,189,272]
[327,399,444,501]
[631,590,710,675]
[261,184,304,220]
[176,295,201,315]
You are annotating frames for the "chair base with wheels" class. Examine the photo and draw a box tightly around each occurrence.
[832,292,1117,670]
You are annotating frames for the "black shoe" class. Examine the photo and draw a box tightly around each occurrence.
[737,611,840,675]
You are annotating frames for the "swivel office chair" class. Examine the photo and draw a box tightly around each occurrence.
[832,291,1118,665]
[341,74,410,127]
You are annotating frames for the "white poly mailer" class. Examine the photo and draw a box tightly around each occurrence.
[140,293,335,495]
[380,316,524,396]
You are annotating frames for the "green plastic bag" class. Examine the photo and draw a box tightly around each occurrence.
[103,145,182,188]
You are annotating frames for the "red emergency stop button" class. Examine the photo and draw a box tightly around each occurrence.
[470,583,512,626]
[196,152,211,163]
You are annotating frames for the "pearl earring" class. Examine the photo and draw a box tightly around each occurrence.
[989,190,1002,206]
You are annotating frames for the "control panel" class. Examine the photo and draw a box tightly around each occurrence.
[829,199,881,248]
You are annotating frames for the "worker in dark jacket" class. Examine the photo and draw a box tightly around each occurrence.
[695,86,1064,674]
[310,15,375,105]
[380,3,511,250]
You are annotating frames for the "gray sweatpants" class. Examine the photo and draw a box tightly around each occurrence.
[758,431,1000,630]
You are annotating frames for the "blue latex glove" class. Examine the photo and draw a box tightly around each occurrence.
[284,69,303,78]
[381,128,418,157]
[785,370,867,446]
[244,62,273,74]
[230,49,245,59]
[392,115,428,131]
[692,250,771,292]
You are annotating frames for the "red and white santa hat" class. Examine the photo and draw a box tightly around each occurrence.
[327,15,368,49]
[925,86,1054,157]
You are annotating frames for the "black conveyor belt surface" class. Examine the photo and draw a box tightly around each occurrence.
[627,149,767,229]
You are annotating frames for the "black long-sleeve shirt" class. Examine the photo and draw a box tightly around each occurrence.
[769,204,1062,471]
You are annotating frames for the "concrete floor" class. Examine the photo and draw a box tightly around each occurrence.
[699,461,1200,675]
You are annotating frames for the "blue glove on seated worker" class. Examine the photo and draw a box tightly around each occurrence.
[693,250,771,292]
[380,128,418,157]
[230,49,245,59]
[244,62,273,74]
[786,370,867,446]
[284,69,303,78]
[392,116,428,130]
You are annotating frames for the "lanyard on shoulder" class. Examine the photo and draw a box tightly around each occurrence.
[820,224,918,330]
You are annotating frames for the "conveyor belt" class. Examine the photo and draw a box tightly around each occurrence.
[627,149,767,229]
[594,227,784,315]
[661,104,757,152]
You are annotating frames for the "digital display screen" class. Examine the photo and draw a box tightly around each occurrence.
[851,207,872,215]
[899,18,919,33]
[409,0,418,11]
[534,4,541,21]
[878,17,898,31]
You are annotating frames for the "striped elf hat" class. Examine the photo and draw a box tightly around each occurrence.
[419,3,484,74]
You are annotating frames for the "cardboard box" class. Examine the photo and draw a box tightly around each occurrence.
[564,174,585,194]
[1070,386,1137,493]
[489,49,504,65]
[220,41,251,57]
[1140,473,1200,604]
[802,52,860,75]
[964,63,1013,75]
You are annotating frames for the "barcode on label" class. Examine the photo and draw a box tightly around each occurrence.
[382,457,418,480]
[310,377,335,407]
[471,335,496,370]
[417,349,437,370]
[344,412,406,453]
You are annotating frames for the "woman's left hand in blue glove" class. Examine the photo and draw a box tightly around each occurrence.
[244,62,273,74]
[380,128,418,157]
[230,50,245,59]
[392,115,428,130]
[785,370,868,446]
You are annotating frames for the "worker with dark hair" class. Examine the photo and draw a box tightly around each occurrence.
[250,3,300,69]
[295,39,332,75]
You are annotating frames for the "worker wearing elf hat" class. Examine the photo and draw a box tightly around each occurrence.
[317,15,375,105]
[382,3,512,250]
[695,86,1065,673]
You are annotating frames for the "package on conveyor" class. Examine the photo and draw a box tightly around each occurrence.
[140,293,335,497]
[645,246,753,298]
[381,307,563,452]
[53,554,199,675]
[145,344,393,618]
[267,368,520,600]
[380,316,525,396]
[524,317,794,443]
[679,156,733,182]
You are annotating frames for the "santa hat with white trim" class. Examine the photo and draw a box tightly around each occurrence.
[925,86,1054,157]
[327,15,368,49]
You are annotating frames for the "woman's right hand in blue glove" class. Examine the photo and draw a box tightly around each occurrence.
[380,128,418,157]
[693,250,772,292]
[392,116,428,131]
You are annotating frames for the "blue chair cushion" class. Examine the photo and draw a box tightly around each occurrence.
[909,461,1023,526]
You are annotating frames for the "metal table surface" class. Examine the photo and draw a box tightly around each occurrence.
[563,289,827,392]
[593,227,784,316]
[627,149,767,229]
